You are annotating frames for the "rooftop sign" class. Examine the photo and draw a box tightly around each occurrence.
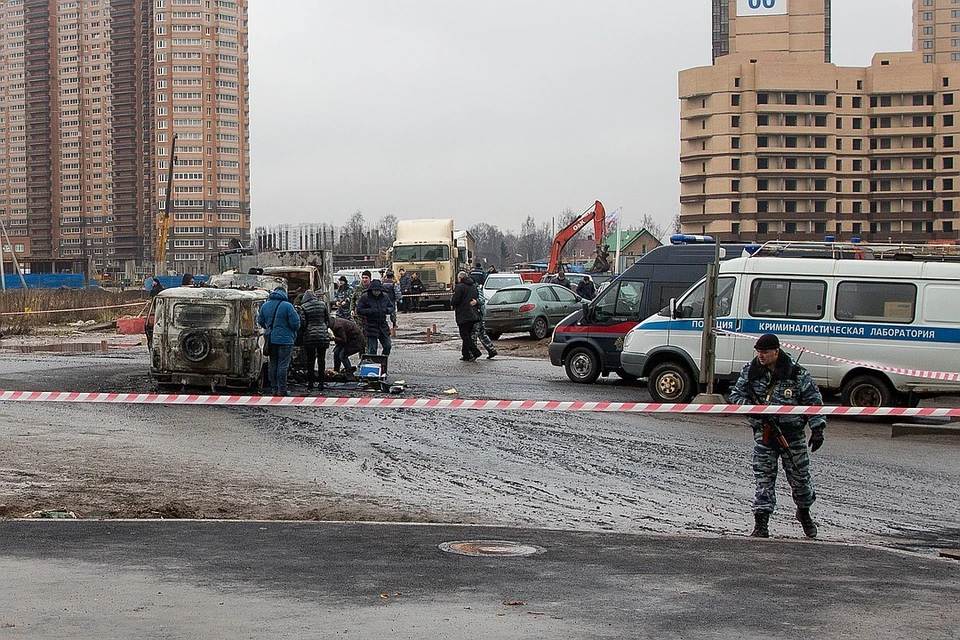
[737,0,788,16]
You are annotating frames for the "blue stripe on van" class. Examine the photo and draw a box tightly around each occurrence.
[634,319,960,344]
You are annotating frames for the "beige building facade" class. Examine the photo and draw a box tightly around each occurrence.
[0,0,250,280]
[683,0,960,243]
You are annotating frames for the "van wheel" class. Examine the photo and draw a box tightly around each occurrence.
[841,374,893,407]
[530,317,549,340]
[648,362,695,403]
[565,347,601,384]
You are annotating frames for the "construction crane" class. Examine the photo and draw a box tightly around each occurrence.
[546,200,606,274]
[154,134,178,276]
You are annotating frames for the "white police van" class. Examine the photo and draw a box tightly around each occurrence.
[620,243,960,406]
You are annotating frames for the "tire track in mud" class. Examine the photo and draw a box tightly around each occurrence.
[244,406,960,553]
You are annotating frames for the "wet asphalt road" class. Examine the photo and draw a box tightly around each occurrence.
[0,310,958,555]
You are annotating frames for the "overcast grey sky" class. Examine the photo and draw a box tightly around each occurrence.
[248,1,912,233]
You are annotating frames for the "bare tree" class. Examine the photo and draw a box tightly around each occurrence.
[337,210,365,254]
[377,214,398,248]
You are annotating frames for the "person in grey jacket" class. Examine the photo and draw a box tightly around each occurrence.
[298,290,330,392]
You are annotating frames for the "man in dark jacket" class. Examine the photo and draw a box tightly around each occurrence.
[576,276,596,300]
[149,277,165,298]
[553,270,573,290]
[257,287,301,396]
[469,262,487,286]
[408,272,425,312]
[729,333,826,539]
[356,279,394,356]
[331,316,364,375]
[398,268,411,313]
[298,290,330,391]
[451,272,482,361]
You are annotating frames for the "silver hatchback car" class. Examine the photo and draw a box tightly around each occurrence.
[484,283,582,340]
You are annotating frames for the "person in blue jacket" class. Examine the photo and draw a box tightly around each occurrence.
[257,287,301,396]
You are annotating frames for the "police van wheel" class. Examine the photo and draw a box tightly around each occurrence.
[841,374,893,408]
[565,347,601,384]
[648,362,695,403]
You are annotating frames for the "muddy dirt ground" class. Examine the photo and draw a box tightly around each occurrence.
[0,309,958,556]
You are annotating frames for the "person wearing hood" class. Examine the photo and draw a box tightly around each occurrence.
[451,271,482,361]
[257,287,301,396]
[298,290,330,392]
[331,315,364,376]
[356,279,394,356]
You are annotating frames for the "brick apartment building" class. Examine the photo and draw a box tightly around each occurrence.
[0,0,250,280]
[680,0,960,243]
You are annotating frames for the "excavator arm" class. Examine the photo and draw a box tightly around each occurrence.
[547,200,606,274]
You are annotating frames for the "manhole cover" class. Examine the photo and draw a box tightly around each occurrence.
[438,540,545,558]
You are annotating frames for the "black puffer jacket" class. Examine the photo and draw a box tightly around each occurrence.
[451,276,480,325]
[298,290,330,347]
[356,288,394,338]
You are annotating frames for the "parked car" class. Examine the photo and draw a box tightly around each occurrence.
[481,272,524,299]
[485,283,582,340]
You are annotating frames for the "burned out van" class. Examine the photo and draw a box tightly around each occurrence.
[148,284,273,391]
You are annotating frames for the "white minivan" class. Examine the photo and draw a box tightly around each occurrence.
[621,249,960,406]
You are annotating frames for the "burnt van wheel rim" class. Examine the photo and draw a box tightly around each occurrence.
[180,331,212,362]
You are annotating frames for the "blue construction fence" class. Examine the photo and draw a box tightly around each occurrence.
[0,273,212,290]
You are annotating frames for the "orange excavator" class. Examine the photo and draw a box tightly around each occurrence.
[547,200,606,274]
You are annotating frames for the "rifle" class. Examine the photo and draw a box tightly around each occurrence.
[748,387,798,470]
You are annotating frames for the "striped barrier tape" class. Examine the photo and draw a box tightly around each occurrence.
[0,390,958,417]
[715,327,960,383]
[0,301,148,317]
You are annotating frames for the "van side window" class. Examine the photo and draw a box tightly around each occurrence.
[678,277,736,319]
[749,279,826,319]
[836,282,916,323]
[594,281,645,321]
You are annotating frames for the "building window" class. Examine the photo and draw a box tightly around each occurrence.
[946,157,955,169]
[785,179,797,191]
[785,201,798,213]
[786,157,798,169]
[946,94,955,105]
[732,158,740,170]
[853,117,862,129]
[732,202,740,214]
[731,94,740,106]
[758,201,769,213]
[757,157,769,169]
[815,158,826,170]
[785,93,798,105]
[946,136,955,147]
[853,160,863,171]
[946,179,955,190]
[757,179,769,191]
[945,221,955,232]
[732,222,740,235]
[732,137,740,149]
[757,93,769,104]
[758,114,769,126]
[785,115,798,126]
[732,180,740,191]
[757,136,768,147]
[853,96,862,108]
[814,137,827,148]
[757,222,769,233]
[946,115,955,127]
[815,115,827,127]
[732,115,741,127]
[785,136,797,148]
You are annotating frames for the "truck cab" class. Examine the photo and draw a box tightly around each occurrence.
[548,239,746,384]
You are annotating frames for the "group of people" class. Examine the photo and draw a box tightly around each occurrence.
[257,273,391,396]
[451,269,497,362]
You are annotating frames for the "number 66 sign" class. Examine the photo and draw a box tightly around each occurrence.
[737,0,788,16]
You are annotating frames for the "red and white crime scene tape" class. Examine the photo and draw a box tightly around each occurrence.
[1,390,959,418]
[716,328,960,383]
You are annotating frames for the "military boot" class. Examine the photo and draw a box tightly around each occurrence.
[750,513,770,538]
[796,508,818,539]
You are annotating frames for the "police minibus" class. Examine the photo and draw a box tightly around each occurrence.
[620,247,960,406]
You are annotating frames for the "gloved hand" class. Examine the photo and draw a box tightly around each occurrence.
[808,427,825,453]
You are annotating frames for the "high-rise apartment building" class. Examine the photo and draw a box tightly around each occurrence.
[681,0,960,243]
[913,0,960,63]
[0,0,250,280]
[713,0,831,63]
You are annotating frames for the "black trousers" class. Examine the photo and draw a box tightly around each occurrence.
[458,322,482,359]
[304,344,328,389]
